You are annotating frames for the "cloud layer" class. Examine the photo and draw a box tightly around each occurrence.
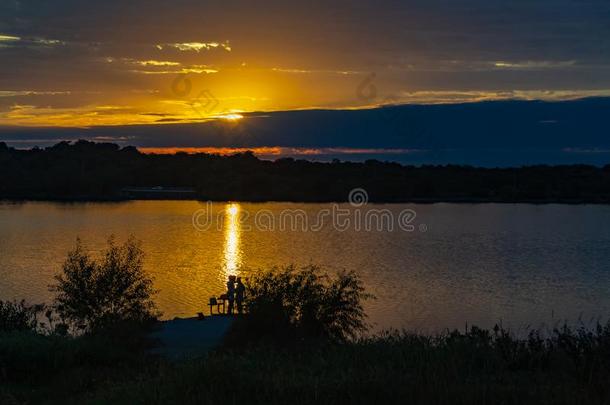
[0,0,609,126]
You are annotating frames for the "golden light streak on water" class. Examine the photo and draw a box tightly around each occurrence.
[223,203,242,278]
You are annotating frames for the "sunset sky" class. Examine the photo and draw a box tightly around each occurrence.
[1,0,610,164]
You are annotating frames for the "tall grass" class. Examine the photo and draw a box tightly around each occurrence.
[2,320,609,404]
[0,325,156,404]
[87,323,610,404]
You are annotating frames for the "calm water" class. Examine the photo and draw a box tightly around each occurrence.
[1,201,609,333]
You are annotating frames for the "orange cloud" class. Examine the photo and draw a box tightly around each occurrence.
[137,147,418,156]
[139,147,283,155]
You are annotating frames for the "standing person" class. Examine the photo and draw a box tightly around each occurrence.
[226,275,236,315]
[235,277,246,314]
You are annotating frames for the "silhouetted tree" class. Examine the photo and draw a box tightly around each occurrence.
[51,236,159,333]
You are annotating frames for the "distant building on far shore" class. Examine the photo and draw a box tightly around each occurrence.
[120,186,197,200]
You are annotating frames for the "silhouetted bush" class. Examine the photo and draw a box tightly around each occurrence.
[51,236,160,333]
[228,266,372,345]
[0,300,44,332]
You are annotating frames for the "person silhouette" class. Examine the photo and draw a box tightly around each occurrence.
[235,277,245,314]
[226,275,236,315]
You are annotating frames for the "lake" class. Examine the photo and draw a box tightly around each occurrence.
[1,201,609,333]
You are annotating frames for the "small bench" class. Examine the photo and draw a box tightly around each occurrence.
[209,294,227,315]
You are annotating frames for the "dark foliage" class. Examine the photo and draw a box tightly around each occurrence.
[2,321,609,404]
[227,266,372,345]
[0,328,154,404]
[0,300,44,332]
[2,140,610,202]
[51,236,160,333]
[112,323,610,404]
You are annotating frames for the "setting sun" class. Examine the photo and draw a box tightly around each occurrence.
[216,113,244,121]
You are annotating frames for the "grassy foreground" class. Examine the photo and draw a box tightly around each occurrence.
[1,323,609,404]
[1,257,608,404]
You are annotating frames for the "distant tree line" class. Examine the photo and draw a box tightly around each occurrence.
[2,140,610,202]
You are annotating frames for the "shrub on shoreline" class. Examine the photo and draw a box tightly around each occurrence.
[225,265,373,346]
[51,236,160,334]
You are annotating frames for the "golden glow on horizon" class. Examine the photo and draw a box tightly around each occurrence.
[138,146,419,156]
[4,66,610,128]
[216,113,243,121]
[140,147,282,155]
[0,34,21,42]
[223,203,242,277]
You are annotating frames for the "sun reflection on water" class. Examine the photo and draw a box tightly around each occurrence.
[223,203,242,277]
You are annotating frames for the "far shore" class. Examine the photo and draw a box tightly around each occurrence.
[3,196,610,204]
